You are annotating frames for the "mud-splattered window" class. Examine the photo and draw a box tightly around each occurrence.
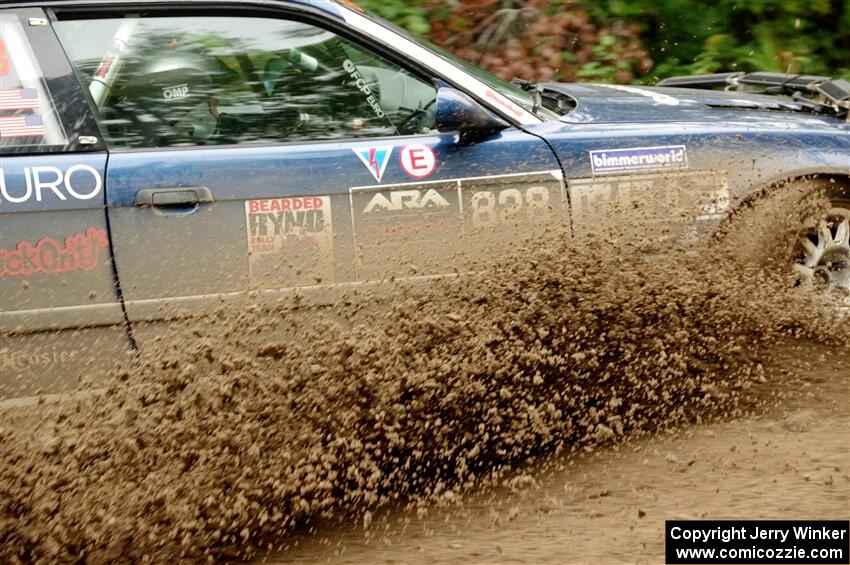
[0,13,69,153]
[54,15,439,149]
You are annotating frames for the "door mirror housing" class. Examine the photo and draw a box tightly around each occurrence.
[435,87,510,141]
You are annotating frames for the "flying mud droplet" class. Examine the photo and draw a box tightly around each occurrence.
[1,184,848,562]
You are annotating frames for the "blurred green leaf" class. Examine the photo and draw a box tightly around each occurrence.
[359,0,850,83]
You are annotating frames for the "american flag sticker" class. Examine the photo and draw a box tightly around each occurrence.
[0,88,39,111]
[0,114,45,138]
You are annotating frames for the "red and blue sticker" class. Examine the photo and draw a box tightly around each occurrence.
[354,143,437,182]
[353,146,393,182]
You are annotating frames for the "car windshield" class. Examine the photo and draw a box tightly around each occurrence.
[345,4,557,120]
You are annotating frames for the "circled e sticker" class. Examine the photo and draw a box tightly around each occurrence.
[399,143,436,179]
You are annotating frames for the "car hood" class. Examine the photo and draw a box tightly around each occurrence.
[544,82,848,127]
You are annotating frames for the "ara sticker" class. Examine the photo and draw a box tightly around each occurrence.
[399,143,436,179]
[589,145,688,176]
[353,146,393,183]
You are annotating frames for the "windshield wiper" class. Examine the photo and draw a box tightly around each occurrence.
[511,78,543,114]
[512,78,575,116]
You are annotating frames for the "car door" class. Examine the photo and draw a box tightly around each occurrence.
[0,7,131,400]
[50,4,565,349]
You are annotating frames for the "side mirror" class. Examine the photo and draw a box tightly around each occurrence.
[435,87,510,141]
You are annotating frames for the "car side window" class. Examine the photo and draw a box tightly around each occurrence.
[0,12,69,153]
[53,15,439,149]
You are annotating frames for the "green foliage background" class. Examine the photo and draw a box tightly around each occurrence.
[359,0,850,83]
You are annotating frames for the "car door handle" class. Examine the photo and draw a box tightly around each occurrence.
[135,187,215,207]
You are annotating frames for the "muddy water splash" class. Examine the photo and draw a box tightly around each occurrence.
[1,187,848,563]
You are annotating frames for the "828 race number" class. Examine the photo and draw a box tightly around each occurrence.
[468,185,553,228]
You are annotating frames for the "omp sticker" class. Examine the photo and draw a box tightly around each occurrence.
[245,196,334,285]
[0,227,109,277]
[399,143,436,179]
[162,84,189,100]
[0,164,103,204]
[0,88,39,111]
[601,84,680,106]
[0,114,44,138]
[353,146,393,182]
[568,170,730,236]
[590,145,687,176]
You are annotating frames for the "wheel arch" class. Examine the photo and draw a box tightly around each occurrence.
[718,170,850,232]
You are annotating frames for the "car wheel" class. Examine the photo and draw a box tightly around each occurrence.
[792,184,850,308]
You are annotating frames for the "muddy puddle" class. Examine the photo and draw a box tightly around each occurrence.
[1,186,848,563]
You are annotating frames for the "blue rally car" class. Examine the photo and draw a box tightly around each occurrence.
[1,0,848,399]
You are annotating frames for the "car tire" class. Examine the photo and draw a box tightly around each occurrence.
[793,182,850,306]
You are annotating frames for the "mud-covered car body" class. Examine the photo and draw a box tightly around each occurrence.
[1,0,848,398]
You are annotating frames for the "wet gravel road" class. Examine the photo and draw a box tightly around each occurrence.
[261,340,849,564]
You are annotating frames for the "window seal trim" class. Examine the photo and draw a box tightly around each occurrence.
[103,130,460,155]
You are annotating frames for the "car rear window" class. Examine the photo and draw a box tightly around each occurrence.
[0,12,69,153]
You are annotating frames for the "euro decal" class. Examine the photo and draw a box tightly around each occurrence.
[0,164,103,204]
[245,197,335,286]
[0,227,109,277]
[590,145,688,176]
[353,146,393,183]
[342,59,386,120]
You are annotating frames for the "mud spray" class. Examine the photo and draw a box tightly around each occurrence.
[1,182,848,563]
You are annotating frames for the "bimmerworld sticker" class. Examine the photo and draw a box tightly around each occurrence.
[353,146,393,182]
[245,196,334,285]
[590,145,688,175]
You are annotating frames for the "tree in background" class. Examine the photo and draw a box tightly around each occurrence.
[595,0,850,80]
[360,0,850,83]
